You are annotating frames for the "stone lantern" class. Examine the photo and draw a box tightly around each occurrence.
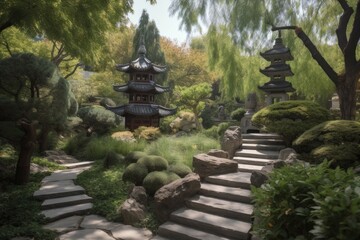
[259,31,295,105]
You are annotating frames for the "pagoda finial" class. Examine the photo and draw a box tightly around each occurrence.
[138,35,147,56]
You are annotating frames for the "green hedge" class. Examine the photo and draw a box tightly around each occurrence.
[137,155,169,172]
[122,163,148,186]
[142,171,180,195]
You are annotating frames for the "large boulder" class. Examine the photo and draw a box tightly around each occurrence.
[118,198,146,225]
[129,186,147,206]
[193,153,238,178]
[207,149,229,159]
[154,173,201,222]
[221,126,242,159]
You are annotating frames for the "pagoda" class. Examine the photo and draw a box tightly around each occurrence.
[107,43,176,131]
[258,31,295,105]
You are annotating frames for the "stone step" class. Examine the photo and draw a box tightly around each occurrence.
[200,183,252,203]
[158,222,234,240]
[238,164,264,173]
[34,185,85,200]
[41,203,93,222]
[234,149,279,159]
[242,143,285,151]
[62,161,94,169]
[41,194,93,210]
[242,133,282,139]
[151,235,172,240]
[242,138,285,145]
[170,208,251,240]
[41,172,78,183]
[205,172,252,189]
[233,156,273,166]
[186,195,253,222]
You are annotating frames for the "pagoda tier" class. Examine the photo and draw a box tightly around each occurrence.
[259,63,294,77]
[260,37,294,62]
[258,80,295,93]
[113,81,170,94]
[107,104,176,117]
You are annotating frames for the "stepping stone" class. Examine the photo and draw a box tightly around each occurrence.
[170,208,251,239]
[205,172,251,189]
[200,182,252,203]
[186,195,253,221]
[54,166,91,174]
[158,222,233,240]
[111,224,153,240]
[233,156,273,166]
[59,229,115,240]
[41,203,93,221]
[41,172,77,183]
[150,236,172,240]
[81,214,121,231]
[238,163,264,173]
[43,215,83,233]
[34,185,85,200]
[242,138,285,145]
[234,149,279,159]
[242,133,282,139]
[40,180,75,189]
[242,143,285,151]
[42,194,92,210]
[62,161,94,169]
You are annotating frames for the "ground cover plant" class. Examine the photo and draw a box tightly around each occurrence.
[252,162,360,240]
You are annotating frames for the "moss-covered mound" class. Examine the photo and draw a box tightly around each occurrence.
[252,100,330,145]
[142,171,181,195]
[122,163,148,185]
[103,151,124,169]
[124,151,147,164]
[293,120,360,169]
[137,155,168,172]
[168,163,192,177]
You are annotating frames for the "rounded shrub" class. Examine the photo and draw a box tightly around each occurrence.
[137,155,168,172]
[103,151,124,169]
[124,151,147,164]
[230,108,246,121]
[168,163,192,177]
[252,100,330,145]
[122,163,148,185]
[217,122,232,138]
[293,120,360,169]
[142,171,181,195]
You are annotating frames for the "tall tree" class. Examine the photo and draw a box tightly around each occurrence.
[170,0,360,120]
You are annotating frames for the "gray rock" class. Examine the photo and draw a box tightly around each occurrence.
[278,148,297,161]
[193,153,238,178]
[129,186,147,206]
[118,198,146,225]
[80,214,120,231]
[111,224,153,240]
[207,149,229,159]
[221,126,242,159]
[154,173,201,223]
[250,171,269,188]
[59,229,114,240]
[43,215,83,233]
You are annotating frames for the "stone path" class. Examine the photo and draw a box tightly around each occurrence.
[33,158,153,240]
[153,133,285,240]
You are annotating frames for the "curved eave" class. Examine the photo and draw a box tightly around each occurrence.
[260,51,294,61]
[107,104,176,117]
[258,81,295,93]
[113,82,170,93]
[115,57,166,74]
[260,65,294,77]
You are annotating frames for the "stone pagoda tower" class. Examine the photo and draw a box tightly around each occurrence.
[259,31,295,105]
[107,43,176,131]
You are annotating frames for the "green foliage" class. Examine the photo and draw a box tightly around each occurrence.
[200,104,216,129]
[78,105,121,134]
[217,122,233,138]
[230,108,246,121]
[202,125,220,140]
[168,163,193,177]
[124,151,148,164]
[142,171,181,195]
[103,151,124,169]
[137,155,169,172]
[293,120,360,169]
[63,133,91,157]
[145,134,220,167]
[0,173,57,240]
[122,163,149,186]
[133,126,161,141]
[159,115,176,134]
[76,161,129,221]
[252,162,360,240]
[32,157,64,171]
[252,100,330,145]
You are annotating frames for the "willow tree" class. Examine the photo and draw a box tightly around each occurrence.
[170,0,360,120]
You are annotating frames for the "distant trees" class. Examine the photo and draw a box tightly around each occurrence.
[0,53,76,184]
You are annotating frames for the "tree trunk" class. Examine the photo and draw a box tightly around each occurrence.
[14,119,37,185]
[336,73,358,120]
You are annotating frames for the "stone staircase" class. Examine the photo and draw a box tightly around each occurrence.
[153,133,285,240]
[33,161,94,222]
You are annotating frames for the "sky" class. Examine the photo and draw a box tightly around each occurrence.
[128,0,202,44]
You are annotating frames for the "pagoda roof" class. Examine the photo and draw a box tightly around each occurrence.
[260,37,294,61]
[260,64,294,77]
[107,104,176,117]
[116,44,166,74]
[258,80,295,93]
[113,81,170,94]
